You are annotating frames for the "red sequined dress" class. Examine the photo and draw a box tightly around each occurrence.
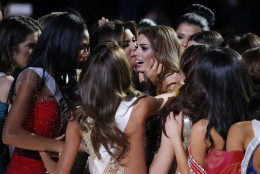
[5,69,61,174]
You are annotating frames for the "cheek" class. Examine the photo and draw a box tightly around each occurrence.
[143,52,155,62]
[179,39,185,45]
[24,50,31,60]
[123,47,131,57]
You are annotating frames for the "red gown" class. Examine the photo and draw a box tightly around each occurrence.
[5,95,61,174]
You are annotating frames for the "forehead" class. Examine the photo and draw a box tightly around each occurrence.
[24,32,39,42]
[188,40,198,47]
[177,23,201,35]
[124,29,134,39]
[81,29,90,43]
[138,34,151,45]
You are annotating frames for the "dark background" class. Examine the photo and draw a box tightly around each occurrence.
[1,0,260,37]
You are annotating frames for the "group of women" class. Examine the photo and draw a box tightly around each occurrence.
[0,3,259,174]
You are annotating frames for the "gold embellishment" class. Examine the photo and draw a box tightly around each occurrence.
[82,118,124,173]
[103,158,124,174]
[82,120,97,161]
[175,89,180,97]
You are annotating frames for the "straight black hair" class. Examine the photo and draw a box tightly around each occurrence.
[196,48,254,150]
[8,13,87,103]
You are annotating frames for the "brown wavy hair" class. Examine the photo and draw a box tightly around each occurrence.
[90,20,137,50]
[0,16,41,75]
[78,41,144,160]
[225,33,260,54]
[242,47,260,85]
[162,44,214,135]
[138,25,183,94]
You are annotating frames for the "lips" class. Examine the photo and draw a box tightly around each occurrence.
[136,60,144,64]
[135,60,144,68]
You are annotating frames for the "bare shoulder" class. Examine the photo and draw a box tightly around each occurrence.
[0,75,14,102]
[133,96,155,111]
[131,96,157,126]
[226,121,251,151]
[190,119,208,145]
[191,119,208,134]
[190,119,208,167]
[229,121,251,135]
[0,75,13,89]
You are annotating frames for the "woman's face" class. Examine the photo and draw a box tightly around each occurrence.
[187,40,198,47]
[77,29,90,69]
[136,34,156,72]
[176,23,201,50]
[13,31,39,68]
[123,29,138,67]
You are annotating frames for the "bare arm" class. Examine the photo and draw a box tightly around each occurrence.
[3,71,63,152]
[149,132,175,174]
[40,121,82,174]
[155,91,178,111]
[166,113,207,174]
[137,90,178,121]
[164,112,191,174]
[189,120,208,169]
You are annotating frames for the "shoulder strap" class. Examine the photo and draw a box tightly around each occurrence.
[252,119,260,137]
[241,135,260,174]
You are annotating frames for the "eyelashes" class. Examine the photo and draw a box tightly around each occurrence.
[123,36,137,48]
[27,43,36,49]
[141,47,148,51]
[177,34,184,40]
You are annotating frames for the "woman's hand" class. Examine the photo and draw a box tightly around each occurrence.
[165,111,183,144]
[98,17,109,27]
[143,59,164,85]
[162,73,185,93]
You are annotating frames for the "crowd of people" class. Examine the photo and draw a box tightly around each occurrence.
[0,3,260,174]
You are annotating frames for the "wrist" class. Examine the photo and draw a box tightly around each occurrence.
[170,135,182,146]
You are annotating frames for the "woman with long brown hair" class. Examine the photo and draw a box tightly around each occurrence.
[39,41,178,174]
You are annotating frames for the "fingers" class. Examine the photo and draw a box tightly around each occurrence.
[167,111,183,126]
[157,63,163,75]
[148,59,155,71]
[98,17,109,27]
[151,59,163,75]
[151,59,158,71]
[166,112,176,123]
[55,134,65,141]
[169,111,174,118]
[175,112,183,126]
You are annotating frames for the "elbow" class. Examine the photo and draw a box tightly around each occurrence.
[2,125,17,145]
[2,127,11,145]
